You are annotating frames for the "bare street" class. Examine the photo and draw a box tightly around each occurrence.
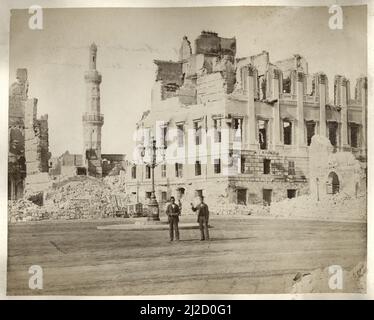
[7,216,366,295]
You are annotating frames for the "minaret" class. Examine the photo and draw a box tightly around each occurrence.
[83,43,103,177]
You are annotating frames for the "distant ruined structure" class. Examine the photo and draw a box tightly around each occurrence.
[8,44,126,202]
[8,69,50,201]
[126,31,367,208]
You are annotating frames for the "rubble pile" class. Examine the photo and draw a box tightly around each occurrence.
[210,203,268,216]
[290,261,366,293]
[184,195,270,216]
[266,192,366,221]
[103,174,126,193]
[8,176,129,223]
[8,199,50,222]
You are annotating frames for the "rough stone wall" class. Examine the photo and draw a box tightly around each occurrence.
[8,69,28,200]
[24,98,51,198]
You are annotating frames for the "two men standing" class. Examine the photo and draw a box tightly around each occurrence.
[165,195,210,242]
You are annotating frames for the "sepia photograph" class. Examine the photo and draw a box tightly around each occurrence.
[3,2,369,297]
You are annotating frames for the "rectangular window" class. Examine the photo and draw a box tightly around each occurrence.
[131,165,136,179]
[287,189,297,199]
[237,189,247,205]
[177,124,184,147]
[306,121,316,146]
[288,160,295,176]
[161,191,167,202]
[283,120,292,145]
[258,120,268,150]
[145,192,152,199]
[161,126,168,148]
[145,165,151,179]
[232,118,242,142]
[194,121,202,145]
[282,73,291,94]
[328,122,338,147]
[196,189,203,198]
[195,160,201,176]
[175,163,183,178]
[263,159,271,174]
[350,124,359,148]
[263,189,272,205]
[214,158,221,174]
[161,164,166,178]
[240,156,246,174]
[213,119,222,143]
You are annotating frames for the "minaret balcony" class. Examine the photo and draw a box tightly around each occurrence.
[84,71,102,83]
[82,113,104,124]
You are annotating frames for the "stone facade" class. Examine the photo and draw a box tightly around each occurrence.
[126,31,367,209]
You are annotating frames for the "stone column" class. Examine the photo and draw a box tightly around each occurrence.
[318,73,327,137]
[247,64,258,149]
[296,72,305,148]
[340,77,349,148]
[272,69,281,148]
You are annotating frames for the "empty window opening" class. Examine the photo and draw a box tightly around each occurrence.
[195,160,202,176]
[263,189,272,205]
[258,120,268,150]
[287,189,297,199]
[177,124,184,147]
[237,189,247,205]
[306,121,316,146]
[214,158,221,174]
[175,163,183,178]
[350,125,359,148]
[288,160,295,176]
[283,120,292,145]
[328,122,338,147]
[263,159,271,174]
[145,165,151,179]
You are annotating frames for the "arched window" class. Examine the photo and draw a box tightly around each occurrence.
[327,172,340,194]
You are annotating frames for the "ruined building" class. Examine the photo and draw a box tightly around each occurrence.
[8,69,50,201]
[8,69,28,200]
[126,31,367,207]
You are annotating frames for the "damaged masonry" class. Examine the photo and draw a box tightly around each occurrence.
[126,31,367,216]
[8,45,127,222]
[6,6,367,296]
[8,31,367,222]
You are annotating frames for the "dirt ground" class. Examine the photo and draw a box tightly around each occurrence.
[7,216,366,295]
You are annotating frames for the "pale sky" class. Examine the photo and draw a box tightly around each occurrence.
[9,6,367,157]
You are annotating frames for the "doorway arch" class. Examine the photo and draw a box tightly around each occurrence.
[327,171,340,194]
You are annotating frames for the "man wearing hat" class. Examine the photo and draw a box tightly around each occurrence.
[191,196,210,241]
[165,196,181,241]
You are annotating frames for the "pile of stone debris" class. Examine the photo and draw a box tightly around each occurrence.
[8,199,50,222]
[265,192,366,222]
[210,203,269,216]
[203,195,269,216]
[8,176,129,223]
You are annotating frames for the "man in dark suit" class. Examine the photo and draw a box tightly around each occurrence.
[191,196,210,241]
[165,196,181,241]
